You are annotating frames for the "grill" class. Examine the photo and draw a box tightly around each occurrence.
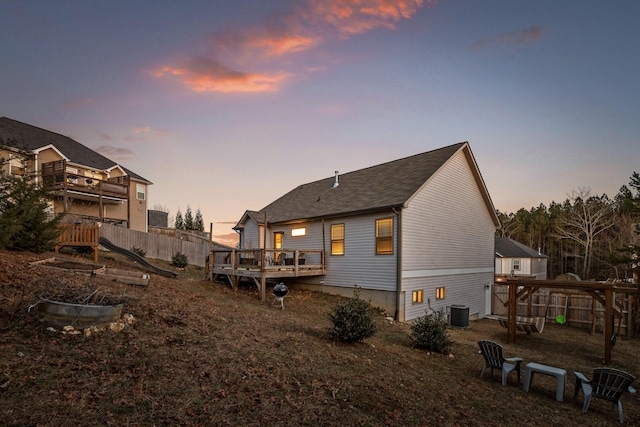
[271,283,288,310]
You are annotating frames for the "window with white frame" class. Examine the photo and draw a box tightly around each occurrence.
[136,184,146,200]
[375,217,393,255]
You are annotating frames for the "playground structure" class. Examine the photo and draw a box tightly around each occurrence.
[501,277,637,364]
[55,224,177,278]
[55,224,100,261]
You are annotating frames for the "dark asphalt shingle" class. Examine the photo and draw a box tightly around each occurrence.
[255,142,467,223]
[0,117,150,183]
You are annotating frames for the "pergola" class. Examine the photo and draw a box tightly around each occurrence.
[503,278,636,364]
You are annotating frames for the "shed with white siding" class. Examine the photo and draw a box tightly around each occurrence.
[495,237,548,280]
[233,142,499,321]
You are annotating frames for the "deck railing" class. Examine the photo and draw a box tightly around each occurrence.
[210,248,325,274]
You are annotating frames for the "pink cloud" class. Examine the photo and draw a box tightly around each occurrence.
[155,57,290,93]
[155,0,429,93]
[472,26,546,50]
[306,0,428,36]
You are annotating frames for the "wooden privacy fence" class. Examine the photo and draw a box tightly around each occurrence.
[99,224,210,267]
[492,284,636,337]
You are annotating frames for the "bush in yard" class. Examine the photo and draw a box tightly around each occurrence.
[409,309,453,354]
[171,251,188,268]
[131,247,146,257]
[327,286,377,343]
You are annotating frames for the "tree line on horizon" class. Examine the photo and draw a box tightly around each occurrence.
[496,172,640,282]
[174,206,204,232]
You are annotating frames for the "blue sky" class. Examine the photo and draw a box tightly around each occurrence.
[2,1,639,246]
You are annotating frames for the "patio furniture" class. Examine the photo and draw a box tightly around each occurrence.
[573,368,636,424]
[477,340,523,385]
[523,362,567,401]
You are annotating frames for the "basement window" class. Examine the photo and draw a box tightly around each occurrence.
[412,290,424,304]
[436,287,445,300]
[291,227,306,237]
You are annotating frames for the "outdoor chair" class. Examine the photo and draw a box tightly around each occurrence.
[573,368,636,423]
[477,340,523,385]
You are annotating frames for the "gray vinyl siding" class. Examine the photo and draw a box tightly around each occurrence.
[291,212,398,292]
[401,150,496,320]
[530,257,547,279]
[496,257,547,280]
[241,219,261,249]
[322,212,397,291]
[267,220,324,265]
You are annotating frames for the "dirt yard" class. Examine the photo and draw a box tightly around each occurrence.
[1,249,639,426]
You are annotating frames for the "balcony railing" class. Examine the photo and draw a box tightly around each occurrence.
[41,160,129,200]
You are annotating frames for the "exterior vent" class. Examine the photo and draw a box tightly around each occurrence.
[449,305,469,328]
[332,170,339,188]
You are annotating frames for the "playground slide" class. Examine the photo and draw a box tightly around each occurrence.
[98,237,178,278]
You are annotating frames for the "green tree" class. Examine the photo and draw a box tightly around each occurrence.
[194,208,204,232]
[174,208,184,230]
[184,206,194,231]
[0,169,62,252]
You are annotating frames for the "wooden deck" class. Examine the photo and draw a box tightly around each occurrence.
[42,160,129,202]
[207,249,325,300]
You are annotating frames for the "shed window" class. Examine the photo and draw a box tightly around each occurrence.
[412,290,423,304]
[331,224,344,255]
[375,218,393,255]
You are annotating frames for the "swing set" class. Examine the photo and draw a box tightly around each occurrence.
[501,277,635,364]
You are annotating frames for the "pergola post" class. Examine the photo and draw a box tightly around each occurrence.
[604,288,613,364]
[507,282,517,343]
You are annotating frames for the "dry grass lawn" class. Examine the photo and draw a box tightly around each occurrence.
[1,249,639,426]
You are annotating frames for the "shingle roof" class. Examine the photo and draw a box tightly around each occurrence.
[495,237,547,258]
[254,142,469,224]
[0,117,150,183]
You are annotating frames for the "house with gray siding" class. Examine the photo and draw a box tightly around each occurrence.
[495,237,548,280]
[233,142,499,321]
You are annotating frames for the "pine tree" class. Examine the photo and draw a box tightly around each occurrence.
[174,208,184,230]
[194,208,204,232]
[184,206,194,230]
[0,170,62,252]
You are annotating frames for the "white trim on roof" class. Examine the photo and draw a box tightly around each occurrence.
[31,144,68,160]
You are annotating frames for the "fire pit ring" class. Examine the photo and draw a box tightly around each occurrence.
[271,283,288,310]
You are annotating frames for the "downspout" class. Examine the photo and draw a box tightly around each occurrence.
[393,207,402,321]
[34,152,38,185]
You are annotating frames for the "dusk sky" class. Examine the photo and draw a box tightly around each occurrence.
[2,1,639,246]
